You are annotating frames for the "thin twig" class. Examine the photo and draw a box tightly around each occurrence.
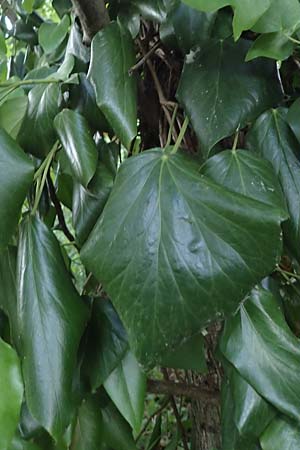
[129,41,160,75]
[47,174,76,244]
[162,369,189,450]
[135,396,170,444]
[147,379,219,403]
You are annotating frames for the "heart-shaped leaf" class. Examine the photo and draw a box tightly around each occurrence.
[54,109,98,187]
[17,216,89,439]
[177,38,281,157]
[0,129,34,251]
[81,148,286,366]
[220,286,300,422]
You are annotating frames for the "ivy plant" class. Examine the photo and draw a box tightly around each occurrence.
[1,0,300,449]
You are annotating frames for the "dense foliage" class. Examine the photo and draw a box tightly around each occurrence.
[1,0,300,449]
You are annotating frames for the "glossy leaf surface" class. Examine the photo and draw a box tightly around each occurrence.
[247,108,300,259]
[54,109,98,187]
[88,21,137,148]
[84,300,128,390]
[220,287,300,422]
[0,129,34,250]
[18,83,60,157]
[177,38,281,157]
[0,338,23,449]
[72,397,106,450]
[104,351,146,434]
[260,416,300,450]
[81,148,286,366]
[38,15,70,54]
[17,216,89,439]
[201,149,286,210]
[287,98,300,143]
[161,332,207,372]
[0,95,28,138]
[0,247,18,345]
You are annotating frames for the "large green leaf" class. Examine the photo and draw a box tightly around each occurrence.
[18,83,60,157]
[17,216,89,439]
[161,332,207,372]
[54,109,98,187]
[9,435,41,450]
[287,98,300,144]
[81,148,286,366]
[227,364,276,441]
[0,247,19,346]
[177,38,281,157]
[220,286,300,422]
[83,300,128,390]
[0,96,28,138]
[181,0,272,39]
[260,416,300,450]
[88,21,137,149]
[71,397,106,450]
[0,338,23,449]
[201,149,286,210]
[38,15,70,54]
[246,108,300,260]
[104,351,146,434]
[0,129,34,251]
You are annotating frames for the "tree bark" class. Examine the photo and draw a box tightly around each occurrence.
[70,0,110,44]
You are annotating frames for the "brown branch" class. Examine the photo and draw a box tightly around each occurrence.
[135,397,170,444]
[47,174,76,244]
[147,379,220,404]
[71,0,110,45]
[0,0,17,24]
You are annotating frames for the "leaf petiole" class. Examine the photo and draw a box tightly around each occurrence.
[170,115,189,154]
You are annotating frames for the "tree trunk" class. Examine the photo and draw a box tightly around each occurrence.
[190,326,222,450]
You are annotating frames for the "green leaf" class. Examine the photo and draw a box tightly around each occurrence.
[38,15,70,54]
[88,21,137,149]
[54,109,98,187]
[177,38,281,157]
[104,351,146,434]
[161,333,207,372]
[71,396,106,450]
[287,98,300,144]
[131,0,167,23]
[169,3,217,53]
[0,29,7,57]
[8,435,41,450]
[246,108,300,260]
[81,148,286,366]
[251,0,300,33]
[246,32,294,61]
[146,415,162,450]
[18,83,60,157]
[0,338,23,449]
[0,247,19,346]
[100,394,137,450]
[83,300,128,390]
[66,22,90,64]
[0,95,28,138]
[0,129,34,251]
[201,149,286,210]
[181,0,272,39]
[260,416,300,450]
[227,364,276,441]
[17,216,89,439]
[72,145,115,246]
[220,286,300,422]
[22,0,35,13]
